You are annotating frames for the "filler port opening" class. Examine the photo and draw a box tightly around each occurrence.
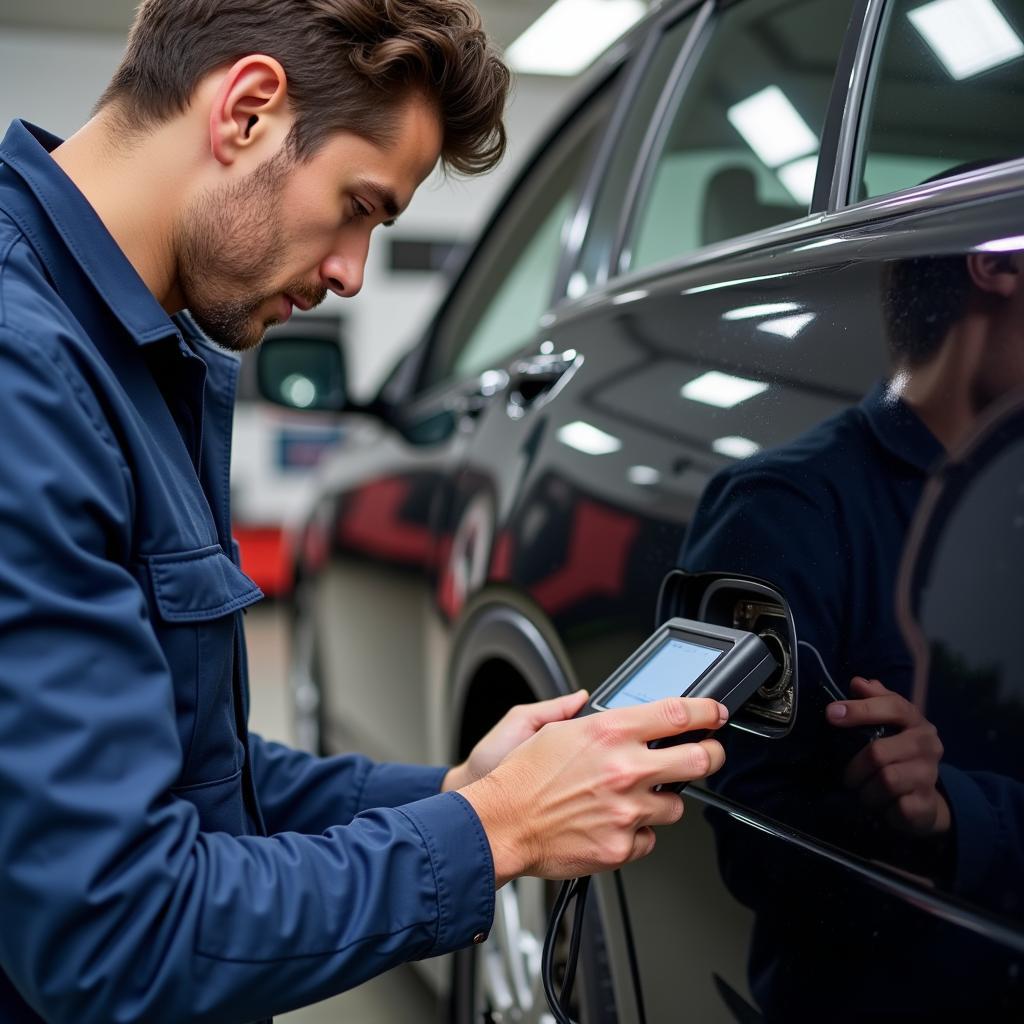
[657,571,799,738]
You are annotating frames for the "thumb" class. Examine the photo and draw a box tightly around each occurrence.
[530,689,589,727]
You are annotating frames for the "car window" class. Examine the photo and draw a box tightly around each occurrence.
[621,0,856,277]
[421,85,616,390]
[853,0,1024,202]
[572,8,700,295]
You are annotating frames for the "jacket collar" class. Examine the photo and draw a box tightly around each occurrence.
[0,119,178,346]
[861,378,945,475]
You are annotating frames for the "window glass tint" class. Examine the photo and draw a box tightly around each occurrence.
[855,0,1024,201]
[624,0,854,275]
[422,87,615,389]
[573,10,699,295]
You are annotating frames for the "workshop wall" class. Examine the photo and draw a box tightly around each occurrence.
[0,26,572,397]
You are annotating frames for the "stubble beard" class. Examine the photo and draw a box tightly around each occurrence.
[174,151,325,352]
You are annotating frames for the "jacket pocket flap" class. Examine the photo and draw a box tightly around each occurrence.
[146,545,263,622]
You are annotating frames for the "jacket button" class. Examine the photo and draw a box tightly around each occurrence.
[472,932,487,944]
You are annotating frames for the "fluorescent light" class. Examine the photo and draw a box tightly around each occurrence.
[909,0,1024,80]
[979,234,1024,251]
[777,154,819,205]
[757,312,816,339]
[628,465,661,486]
[612,289,650,305]
[681,371,769,409]
[557,420,622,455]
[726,86,818,168]
[723,302,802,321]
[713,436,762,459]
[507,0,646,76]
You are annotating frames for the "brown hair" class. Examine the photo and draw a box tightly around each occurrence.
[97,0,510,175]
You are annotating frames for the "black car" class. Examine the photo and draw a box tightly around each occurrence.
[259,0,1024,1019]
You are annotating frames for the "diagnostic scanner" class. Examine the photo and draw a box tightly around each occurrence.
[576,617,778,745]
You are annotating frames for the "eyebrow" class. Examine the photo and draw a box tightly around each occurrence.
[354,178,402,227]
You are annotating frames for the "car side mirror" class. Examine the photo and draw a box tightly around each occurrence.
[257,334,348,413]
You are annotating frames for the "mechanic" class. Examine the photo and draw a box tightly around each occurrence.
[0,2,729,1022]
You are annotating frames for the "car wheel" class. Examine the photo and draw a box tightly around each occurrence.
[451,872,616,1024]
[289,583,326,755]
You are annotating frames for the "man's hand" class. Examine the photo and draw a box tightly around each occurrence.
[442,691,590,792]
[460,697,728,885]
[827,676,950,836]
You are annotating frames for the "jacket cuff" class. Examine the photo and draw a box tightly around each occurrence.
[398,791,496,956]
[359,763,449,812]
[939,764,998,897]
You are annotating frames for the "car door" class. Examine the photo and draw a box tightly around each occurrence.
[545,0,1024,1019]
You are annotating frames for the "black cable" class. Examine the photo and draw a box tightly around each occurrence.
[559,874,591,1006]
[542,876,589,1024]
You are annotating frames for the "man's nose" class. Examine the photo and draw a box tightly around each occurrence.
[321,241,367,299]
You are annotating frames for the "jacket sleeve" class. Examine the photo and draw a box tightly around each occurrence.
[0,331,494,1024]
[249,733,449,835]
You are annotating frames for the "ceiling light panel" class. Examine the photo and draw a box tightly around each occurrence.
[681,371,769,409]
[723,302,802,321]
[726,86,818,168]
[757,312,816,339]
[712,436,762,459]
[557,420,623,455]
[909,0,1024,80]
[507,0,647,76]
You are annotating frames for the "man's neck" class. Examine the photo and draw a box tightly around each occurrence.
[51,111,184,313]
[898,321,987,453]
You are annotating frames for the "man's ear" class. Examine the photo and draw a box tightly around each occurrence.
[967,252,1022,299]
[208,55,291,167]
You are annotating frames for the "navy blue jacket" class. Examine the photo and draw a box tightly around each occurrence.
[0,120,493,1024]
[682,385,1022,1015]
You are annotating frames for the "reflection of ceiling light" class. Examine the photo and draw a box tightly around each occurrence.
[979,234,1024,252]
[557,420,622,455]
[723,302,802,321]
[909,0,1024,80]
[757,312,816,339]
[683,272,788,296]
[681,371,769,408]
[713,436,762,459]
[567,271,589,299]
[777,154,819,205]
[612,289,650,305]
[726,85,818,168]
[794,237,845,252]
[628,465,661,486]
[507,0,646,76]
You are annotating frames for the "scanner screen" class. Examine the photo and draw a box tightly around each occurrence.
[604,636,724,708]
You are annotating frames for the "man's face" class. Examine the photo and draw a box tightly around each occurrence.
[175,97,443,351]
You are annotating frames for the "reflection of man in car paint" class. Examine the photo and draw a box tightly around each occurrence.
[680,250,1024,1018]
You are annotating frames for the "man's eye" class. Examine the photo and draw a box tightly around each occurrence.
[352,198,372,219]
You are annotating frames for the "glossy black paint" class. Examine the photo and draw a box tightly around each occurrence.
[276,0,1024,1018]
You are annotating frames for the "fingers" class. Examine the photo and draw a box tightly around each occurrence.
[591,697,728,745]
[844,729,924,789]
[627,826,657,863]
[647,737,726,787]
[858,758,938,808]
[827,686,921,730]
[523,690,589,729]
